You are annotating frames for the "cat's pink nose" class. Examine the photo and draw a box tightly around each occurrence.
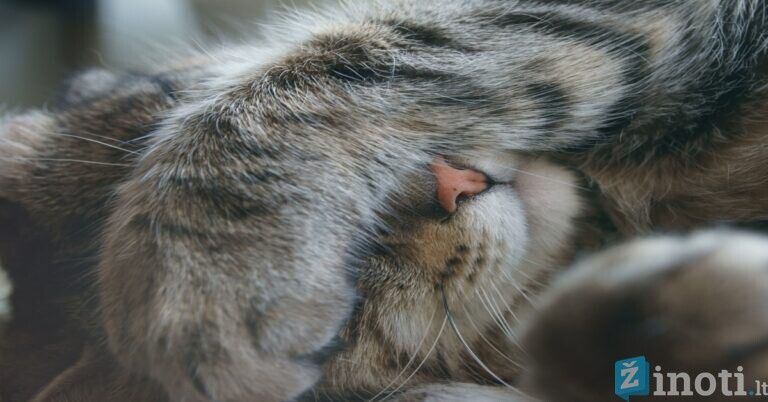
[431,157,489,214]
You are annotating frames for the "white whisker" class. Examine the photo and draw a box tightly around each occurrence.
[440,285,516,390]
[49,132,141,155]
[506,166,588,191]
[367,305,439,401]
[516,262,552,288]
[377,314,449,402]
[459,294,523,369]
[487,281,522,326]
[509,279,539,309]
[0,156,131,167]
[476,287,521,349]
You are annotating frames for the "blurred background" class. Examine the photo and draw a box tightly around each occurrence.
[0,0,316,108]
[0,0,320,322]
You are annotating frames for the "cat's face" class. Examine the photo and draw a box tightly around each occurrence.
[1,67,588,398]
[324,153,585,393]
[0,74,586,388]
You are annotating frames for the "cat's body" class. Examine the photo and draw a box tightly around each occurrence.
[2,1,768,401]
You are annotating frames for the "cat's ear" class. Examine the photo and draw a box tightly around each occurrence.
[53,69,120,106]
[0,111,51,200]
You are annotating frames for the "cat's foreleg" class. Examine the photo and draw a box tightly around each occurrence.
[95,94,435,401]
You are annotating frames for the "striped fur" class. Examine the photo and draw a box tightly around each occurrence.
[1,0,768,401]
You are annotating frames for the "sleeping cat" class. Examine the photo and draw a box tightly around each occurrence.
[2,0,768,401]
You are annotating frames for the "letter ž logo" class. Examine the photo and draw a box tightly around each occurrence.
[615,356,650,401]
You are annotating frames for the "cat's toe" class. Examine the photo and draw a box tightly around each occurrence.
[520,231,768,402]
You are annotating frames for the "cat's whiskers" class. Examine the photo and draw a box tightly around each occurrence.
[483,284,523,335]
[509,278,539,309]
[507,166,589,191]
[460,293,523,369]
[375,313,449,402]
[0,156,131,167]
[519,255,549,269]
[517,259,554,287]
[440,285,539,400]
[367,304,440,401]
[488,281,540,362]
[122,132,157,145]
[475,287,517,344]
[56,127,135,145]
[48,131,142,155]
[441,286,512,387]
[490,281,524,327]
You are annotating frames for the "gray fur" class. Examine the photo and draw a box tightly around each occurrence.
[1,0,768,401]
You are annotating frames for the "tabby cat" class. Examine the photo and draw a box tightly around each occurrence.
[2,0,768,401]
